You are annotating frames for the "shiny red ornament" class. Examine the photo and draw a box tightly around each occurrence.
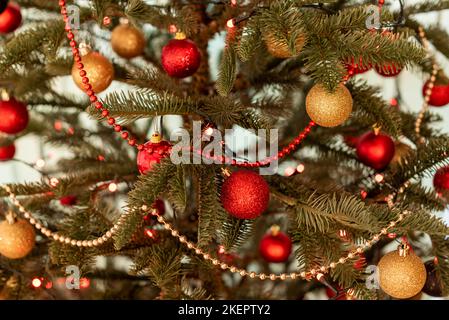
[136,133,172,174]
[423,81,449,107]
[356,132,395,170]
[59,195,77,206]
[0,143,15,160]
[433,166,449,196]
[259,227,292,263]
[161,37,201,78]
[220,170,270,219]
[0,2,21,34]
[375,64,402,77]
[0,98,29,134]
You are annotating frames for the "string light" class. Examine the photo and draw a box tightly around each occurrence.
[296,163,305,173]
[284,167,296,176]
[80,278,90,289]
[108,182,118,193]
[226,18,235,28]
[35,159,45,168]
[49,178,59,187]
[31,278,42,288]
[45,281,53,289]
[144,227,157,239]
[374,173,384,183]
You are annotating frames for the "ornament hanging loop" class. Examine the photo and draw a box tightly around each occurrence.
[372,123,382,135]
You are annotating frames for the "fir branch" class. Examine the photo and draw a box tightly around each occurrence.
[216,44,237,97]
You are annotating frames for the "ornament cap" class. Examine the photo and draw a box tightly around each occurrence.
[372,123,382,136]
[270,225,280,236]
[174,32,186,40]
[6,211,16,225]
[150,132,162,143]
[0,89,9,101]
[398,242,410,257]
[119,17,130,25]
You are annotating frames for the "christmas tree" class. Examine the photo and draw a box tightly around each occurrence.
[0,0,449,301]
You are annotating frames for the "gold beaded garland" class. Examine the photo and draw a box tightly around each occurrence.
[111,24,145,59]
[378,244,427,299]
[305,83,353,127]
[0,218,35,259]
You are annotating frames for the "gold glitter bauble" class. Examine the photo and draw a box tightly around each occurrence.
[264,32,305,58]
[72,51,114,93]
[390,142,413,169]
[111,24,145,59]
[0,219,35,259]
[378,248,426,299]
[305,83,353,127]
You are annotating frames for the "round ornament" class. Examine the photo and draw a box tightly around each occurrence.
[71,50,114,93]
[220,170,270,220]
[0,218,35,259]
[422,260,444,297]
[111,23,145,59]
[433,165,449,199]
[161,33,201,78]
[136,132,172,174]
[375,64,402,77]
[0,143,15,160]
[423,80,449,107]
[378,244,426,299]
[356,131,395,171]
[0,2,21,34]
[264,32,306,59]
[305,83,353,127]
[0,98,29,134]
[259,226,292,263]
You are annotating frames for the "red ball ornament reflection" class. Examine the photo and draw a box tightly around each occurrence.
[0,143,15,160]
[0,2,21,34]
[0,98,29,134]
[137,133,172,174]
[375,64,402,77]
[433,166,449,198]
[259,226,292,263]
[345,58,371,76]
[423,81,449,107]
[356,131,395,170]
[161,34,201,78]
[220,170,270,219]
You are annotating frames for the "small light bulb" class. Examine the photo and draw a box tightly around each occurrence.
[226,19,235,28]
[204,127,214,136]
[284,167,295,176]
[32,278,42,288]
[80,278,90,289]
[108,183,118,193]
[296,163,305,173]
[45,281,53,289]
[35,159,45,168]
[218,245,226,254]
[50,178,59,187]
[374,173,384,183]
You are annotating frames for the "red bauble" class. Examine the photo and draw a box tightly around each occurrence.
[259,228,292,263]
[0,143,15,160]
[59,195,77,206]
[0,98,29,134]
[356,132,395,170]
[220,170,270,219]
[345,58,371,76]
[375,64,402,77]
[136,133,172,174]
[433,166,449,195]
[161,38,201,78]
[423,81,449,107]
[0,2,21,34]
